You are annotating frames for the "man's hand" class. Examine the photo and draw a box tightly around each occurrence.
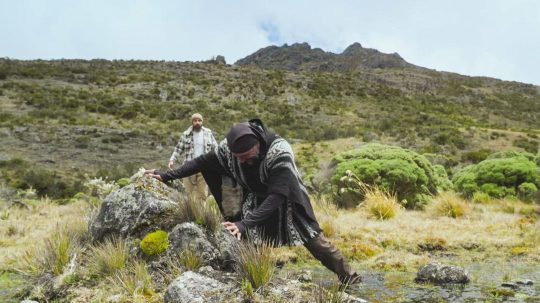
[144,169,163,181]
[168,160,174,170]
[222,222,242,240]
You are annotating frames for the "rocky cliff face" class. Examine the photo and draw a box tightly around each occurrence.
[235,42,419,71]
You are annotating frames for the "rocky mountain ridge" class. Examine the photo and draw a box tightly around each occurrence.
[235,42,420,71]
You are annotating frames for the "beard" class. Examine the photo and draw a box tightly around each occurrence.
[193,124,202,131]
[243,152,261,166]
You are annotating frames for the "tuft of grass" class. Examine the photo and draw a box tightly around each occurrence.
[361,184,402,220]
[166,196,222,232]
[320,219,337,237]
[347,242,383,260]
[110,260,154,297]
[472,191,491,204]
[14,222,83,278]
[236,240,276,291]
[179,248,203,271]
[432,192,471,218]
[313,281,348,303]
[87,237,129,277]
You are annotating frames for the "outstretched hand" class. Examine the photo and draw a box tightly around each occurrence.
[222,222,242,240]
[144,169,163,181]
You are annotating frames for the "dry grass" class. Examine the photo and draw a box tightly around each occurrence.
[0,199,88,270]
[109,260,154,297]
[431,191,471,218]
[87,237,129,277]
[178,248,203,271]
[361,185,402,220]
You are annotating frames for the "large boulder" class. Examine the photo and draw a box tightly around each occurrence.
[89,176,182,241]
[164,271,233,303]
[415,263,470,284]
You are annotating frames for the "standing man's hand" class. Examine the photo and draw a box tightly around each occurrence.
[168,160,174,170]
[144,169,163,181]
[222,222,242,240]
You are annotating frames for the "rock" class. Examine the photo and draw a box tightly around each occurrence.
[297,270,312,282]
[168,222,220,265]
[20,300,39,303]
[515,279,534,285]
[501,282,519,289]
[89,176,182,241]
[164,271,231,303]
[415,263,470,284]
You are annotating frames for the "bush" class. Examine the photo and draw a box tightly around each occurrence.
[472,191,491,204]
[331,143,450,209]
[140,230,169,256]
[453,154,539,201]
[518,182,538,202]
[236,240,276,291]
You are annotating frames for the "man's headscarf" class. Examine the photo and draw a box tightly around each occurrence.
[226,123,259,153]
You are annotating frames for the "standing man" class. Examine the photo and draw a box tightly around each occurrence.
[168,113,218,201]
[147,119,360,285]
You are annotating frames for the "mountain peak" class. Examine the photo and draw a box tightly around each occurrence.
[235,42,418,71]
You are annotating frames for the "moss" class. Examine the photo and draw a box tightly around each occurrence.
[116,178,130,188]
[140,230,169,256]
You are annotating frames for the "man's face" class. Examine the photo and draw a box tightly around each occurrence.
[192,118,203,130]
[232,143,260,165]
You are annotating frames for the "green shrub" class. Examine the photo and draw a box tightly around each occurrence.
[140,230,169,256]
[453,155,539,201]
[331,143,450,209]
[518,182,538,202]
[116,178,130,188]
[461,149,492,163]
[472,191,491,204]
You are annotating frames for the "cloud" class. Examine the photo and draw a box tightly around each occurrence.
[0,0,539,84]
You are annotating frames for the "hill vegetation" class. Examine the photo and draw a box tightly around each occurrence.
[0,42,539,199]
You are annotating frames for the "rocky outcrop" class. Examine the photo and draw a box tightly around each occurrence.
[89,177,182,241]
[415,263,470,284]
[235,42,419,72]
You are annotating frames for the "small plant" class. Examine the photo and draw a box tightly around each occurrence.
[87,237,129,277]
[320,219,337,237]
[168,196,222,232]
[313,281,348,303]
[432,192,471,218]
[84,176,119,199]
[240,277,254,299]
[179,249,203,271]
[360,182,402,220]
[140,230,169,256]
[472,191,491,204]
[236,240,276,291]
[111,260,154,297]
[348,242,382,260]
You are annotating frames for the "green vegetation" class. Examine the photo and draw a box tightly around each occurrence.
[453,153,540,200]
[236,241,276,291]
[140,230,169,256]
[331,143,451,209]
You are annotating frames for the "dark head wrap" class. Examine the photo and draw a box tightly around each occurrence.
[226,123,260,153]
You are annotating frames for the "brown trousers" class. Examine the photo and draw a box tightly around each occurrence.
[304,233,361,284]
[183,173,208,202]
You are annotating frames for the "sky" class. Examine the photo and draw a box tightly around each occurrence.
[1,0,539,85]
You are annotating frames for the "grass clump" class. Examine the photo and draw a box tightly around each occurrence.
[236,240,276,291]
[472,191,491,204]
[168,196,222,232]
[110,260,155,298]
[140,230,169,256]
[179,248,203,271]
[313,281,348,303]
[432,192,471,218]
[87,237,129,277]
[361,184,402,220]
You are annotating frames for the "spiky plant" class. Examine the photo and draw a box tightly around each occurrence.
[236,240,276,291]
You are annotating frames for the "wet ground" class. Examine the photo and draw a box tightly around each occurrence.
[302,260,540,303]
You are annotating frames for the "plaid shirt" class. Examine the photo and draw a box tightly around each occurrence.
[169,126,218,164]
